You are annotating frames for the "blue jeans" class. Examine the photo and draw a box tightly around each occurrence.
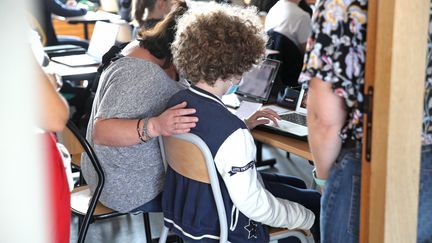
[130,193,162,213]
[417,144,432,243]
[321,145,362,243]
[261,172,321,243]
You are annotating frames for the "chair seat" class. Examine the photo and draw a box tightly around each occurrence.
[71,153,82,167]
[269,227,310,242]
[71,186,123,217]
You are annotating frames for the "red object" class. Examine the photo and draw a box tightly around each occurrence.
[44,133,70,243]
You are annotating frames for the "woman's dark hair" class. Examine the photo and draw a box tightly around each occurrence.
[133,0,157,27]
[136,0,187,64]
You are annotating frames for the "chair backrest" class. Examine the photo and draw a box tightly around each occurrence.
[64,120,105,193]
[64,120,106,241]
[161,133,228,243]
[57,124,84,167]
[266,29,303,88]
[161,134,311,243]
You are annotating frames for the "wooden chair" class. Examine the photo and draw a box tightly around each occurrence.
[158,133,311,243]
[63,120,154,243]
[57,123,84,185]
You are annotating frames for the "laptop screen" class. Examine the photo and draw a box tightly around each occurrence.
[296,87,308,114]
[235,59,280,102]
[87,21,120,61]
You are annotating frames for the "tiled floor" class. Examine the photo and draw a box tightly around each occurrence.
[70,144,318,243]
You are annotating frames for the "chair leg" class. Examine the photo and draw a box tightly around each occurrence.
[77,216,91,243]
[143,213,153,243]
[78,173,86,186]
[255,141,277,167]
[76,215,88,243]
[158,226,170,243]
[78,215,83,231]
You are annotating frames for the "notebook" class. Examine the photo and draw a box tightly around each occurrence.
[44,44,86,58]
[261,87,309,140]
[222,58,280,108]
[51,21,119,67]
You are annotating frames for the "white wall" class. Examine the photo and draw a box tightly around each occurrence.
[0,0,50,242]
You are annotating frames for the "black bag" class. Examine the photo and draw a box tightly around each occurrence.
[266,30,303,89]
[276,87,300,110]
[78,44,127,133]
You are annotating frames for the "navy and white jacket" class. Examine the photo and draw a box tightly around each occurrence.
[162,86,314,242]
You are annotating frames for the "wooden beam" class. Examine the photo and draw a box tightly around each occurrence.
[360,0,378,241]
[368,0,429,242]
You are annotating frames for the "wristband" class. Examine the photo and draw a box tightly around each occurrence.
[312,168,327,186]
[136,118,146,143]
[141,117,153,141]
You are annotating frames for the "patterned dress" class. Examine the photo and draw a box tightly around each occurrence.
[422,3,432,146]
[300,0,368,142]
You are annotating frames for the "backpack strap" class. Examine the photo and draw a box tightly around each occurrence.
[92,42,129,92]
[97,43,128,74]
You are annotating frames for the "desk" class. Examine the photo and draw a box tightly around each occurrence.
[48,61,98,81]
[251,129,313,162]
[227,102,312,163]
[55,11,121,40]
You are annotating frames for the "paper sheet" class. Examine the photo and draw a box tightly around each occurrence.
[262,104,291,114]
[235,101,262,119]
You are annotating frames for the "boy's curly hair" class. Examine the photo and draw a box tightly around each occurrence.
[172,3,267,85]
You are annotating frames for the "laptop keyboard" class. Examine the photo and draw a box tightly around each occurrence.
[280,113,307,126]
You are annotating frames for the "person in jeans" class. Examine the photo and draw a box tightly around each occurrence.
[417,2,432,242]
[300,0,367,242]
[162,3,321,242]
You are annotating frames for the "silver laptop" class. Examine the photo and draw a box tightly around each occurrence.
[222,59,280,108]
[51,21,119,67]
[264,87,308,139]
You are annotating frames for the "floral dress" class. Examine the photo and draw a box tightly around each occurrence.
[423,4,432,146]
[300,0,368,142]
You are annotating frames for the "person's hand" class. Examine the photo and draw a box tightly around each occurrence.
[66,0,78,7]
[244,108,280,130]
[148,101,198,137]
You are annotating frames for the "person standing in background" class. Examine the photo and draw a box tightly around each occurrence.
[265,0,312,53]
[300,0,367,242]
[264,0,312,89]
[34,0,88,48]
[298,0,312,17]
[417,2,432,242]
